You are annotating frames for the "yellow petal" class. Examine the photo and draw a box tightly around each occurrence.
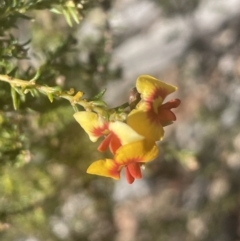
[109,121,144,145]
[73,112,108,142]
[127,109,164,142]
[136,75,177,103]
[114,139,158,166]
[87,159,120,180]
[136,101,149,111]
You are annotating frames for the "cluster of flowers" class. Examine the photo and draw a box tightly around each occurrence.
[74,75,181,184]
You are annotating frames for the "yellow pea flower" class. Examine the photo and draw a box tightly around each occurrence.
[127,75,181,141]
[136,75,177,110]
[73,112,144,154]
[87,139,158,184]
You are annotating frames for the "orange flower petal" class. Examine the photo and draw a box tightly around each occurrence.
[109,133,121,154]
[73,112,108,142]
[125,163,142,184]
[158,109,176,122]
[125,166,135,184]
[158,98,181,125]
[87,159,120,180]
[161,98,181,109]
[97,133,113,152]
[127,163,142,179]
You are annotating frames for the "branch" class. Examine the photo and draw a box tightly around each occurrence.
[0,73,133,121]
[0,74,96,112]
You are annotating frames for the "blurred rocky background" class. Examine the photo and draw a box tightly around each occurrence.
[1,0,240,241]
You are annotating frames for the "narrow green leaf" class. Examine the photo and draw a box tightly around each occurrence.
[29,89,39,97]
[47,93,54,103]
[62,9,73,27]
[12,0,17,7]
[11,87,19,110]
[14,87,24,95]
[30,69,41,82]
[50,8,62,14]
[38,85,62,95]
[91,100,107,108]
[91,89,107,100]
[68,6,79,24]
[48,86,62,93]
[20,93,26,102]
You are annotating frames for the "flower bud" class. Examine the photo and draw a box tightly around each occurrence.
[128,87,140,110]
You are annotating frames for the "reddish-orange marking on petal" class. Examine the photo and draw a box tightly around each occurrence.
[147,87,168,102]
[108,162,121,179]
[146,107,160,125]
[92,122,109,137]
[140,101,164,125]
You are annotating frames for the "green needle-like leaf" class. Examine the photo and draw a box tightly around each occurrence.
[11,86,19,110]
[62,8,72,27]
